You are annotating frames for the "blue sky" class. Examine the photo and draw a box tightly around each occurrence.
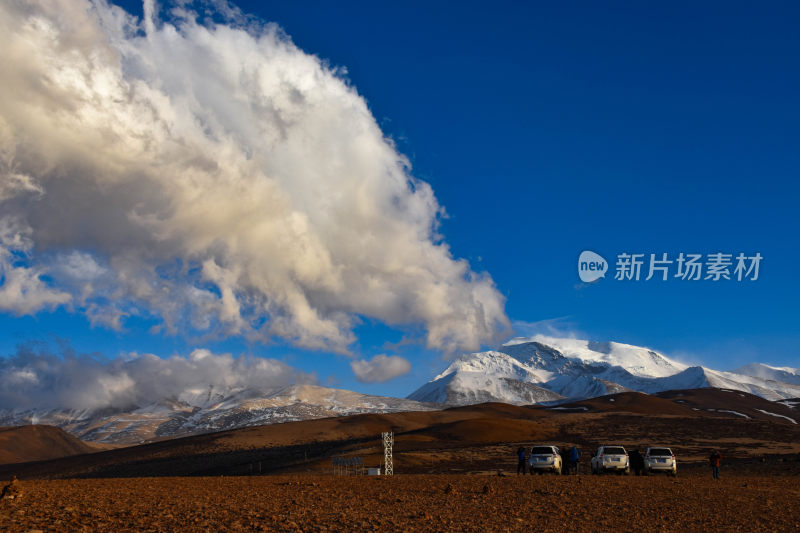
[0,0,798,399]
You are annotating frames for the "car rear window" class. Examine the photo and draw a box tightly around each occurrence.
[648,448,672,456]
[530,447,555,455]
[603,447,626,455]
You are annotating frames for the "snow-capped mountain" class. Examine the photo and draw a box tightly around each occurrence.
[732,363,800,386]
[408,351,565,405]
[408,335,800,406]
[0,384,432,445]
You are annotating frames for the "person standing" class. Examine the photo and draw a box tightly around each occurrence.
[630,450,644,476]
[569,445,582,475]
[516,446,527,475]
[709,449,722,480]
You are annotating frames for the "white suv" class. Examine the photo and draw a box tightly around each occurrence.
[644,447,677,476]
[591,446,629,475]
[528,445,562,475]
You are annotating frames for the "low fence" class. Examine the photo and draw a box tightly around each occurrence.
[331,456,366,476]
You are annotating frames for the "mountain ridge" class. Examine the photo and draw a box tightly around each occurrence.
[0,384,434,445]
[408,336,800,406]
[2,336,798,445]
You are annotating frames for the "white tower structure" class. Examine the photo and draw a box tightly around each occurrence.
[382,431,394,476]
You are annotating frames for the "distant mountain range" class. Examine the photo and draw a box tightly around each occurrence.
[2,336,797,445]
[407,336,800,405]
[0,384,432,445]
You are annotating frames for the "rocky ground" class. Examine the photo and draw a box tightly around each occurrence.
[1,472,798,532]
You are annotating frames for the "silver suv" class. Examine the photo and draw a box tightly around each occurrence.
[528,445,562,475]
[644,447,677,476]
[591,445,629,475]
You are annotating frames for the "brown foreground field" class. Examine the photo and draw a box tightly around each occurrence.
[2,472,799,532]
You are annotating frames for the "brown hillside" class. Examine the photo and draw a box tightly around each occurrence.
[656,388,799,423]
[553,391,699,415]
[0,425,98,465]
[416,417,556,443]
[443,402,546,418]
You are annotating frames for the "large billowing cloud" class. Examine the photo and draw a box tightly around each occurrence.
[0,0,508,354]
[0,344,314,411]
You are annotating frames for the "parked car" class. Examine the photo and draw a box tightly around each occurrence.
[591,446,629,475]
[644,447,677,476]
[528,445,562,474]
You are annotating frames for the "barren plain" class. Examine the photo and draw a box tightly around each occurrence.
[2,473,799,532]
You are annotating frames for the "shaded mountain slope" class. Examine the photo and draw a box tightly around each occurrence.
[0,425,100,465]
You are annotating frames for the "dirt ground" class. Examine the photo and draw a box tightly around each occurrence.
[2,472,798,532]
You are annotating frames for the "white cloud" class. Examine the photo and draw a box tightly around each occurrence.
[0,217,71,315]
[0,118,44,202]
[0,344,314,411]
[0,0,509,353]
[55,252,107,282]
[511,316,582,339]
[0,260,72,316]
[350,354,411,383]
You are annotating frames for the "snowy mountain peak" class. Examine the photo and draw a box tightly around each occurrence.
[731,363,800,386]
[503,335,687,378]
[408,336,800,406]
[434,351,543,382]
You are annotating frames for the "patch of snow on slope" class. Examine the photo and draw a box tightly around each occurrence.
[754,409,797,424]
[716,410,750,419]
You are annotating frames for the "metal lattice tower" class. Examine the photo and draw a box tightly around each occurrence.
[382,431,393,476]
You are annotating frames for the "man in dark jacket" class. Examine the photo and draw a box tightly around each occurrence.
[630,450,645,476]
[709,450,722,479]
[567,446,582,475]
[516,447,527,475]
